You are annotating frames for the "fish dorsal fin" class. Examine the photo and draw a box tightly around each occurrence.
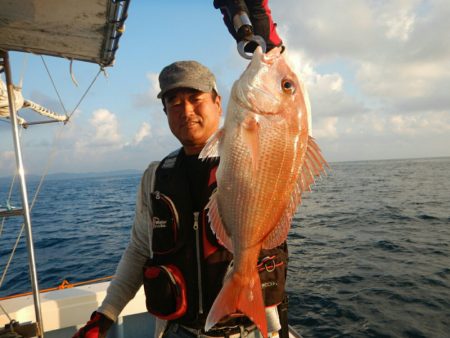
[206,190,234,252]
[199,129,223,159]
[262,136,328,249]
[301,136,329,190]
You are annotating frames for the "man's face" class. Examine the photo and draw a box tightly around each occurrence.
[164,88,222,155]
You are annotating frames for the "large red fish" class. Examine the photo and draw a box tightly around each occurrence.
[200,46,327,337]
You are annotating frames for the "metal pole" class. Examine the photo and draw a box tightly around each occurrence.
[1,50,44,337]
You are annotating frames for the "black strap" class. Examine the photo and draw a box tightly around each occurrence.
[278,296,289,338]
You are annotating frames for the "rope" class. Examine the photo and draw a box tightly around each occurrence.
[40,56,103,120]
[69,59,79,87]
[0,302,12,322]
[0,175,17,238]
[0,224,24,289]
[68,67,103,119]
[0,126,22,237]
[40,56,68,115]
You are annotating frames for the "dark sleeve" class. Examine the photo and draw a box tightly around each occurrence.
[214,0,283,52]
[244,0,283,51]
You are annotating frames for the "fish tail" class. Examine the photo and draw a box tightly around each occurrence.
[205,270,268,338]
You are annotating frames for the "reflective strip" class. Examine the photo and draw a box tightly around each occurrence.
[193,211,203,314]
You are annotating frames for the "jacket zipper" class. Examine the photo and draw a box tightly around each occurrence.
[193,211,203,314]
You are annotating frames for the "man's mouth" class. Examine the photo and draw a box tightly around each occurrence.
[184,120,199,128]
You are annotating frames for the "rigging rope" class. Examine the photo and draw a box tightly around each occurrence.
[40,56,68,115]
[0,303,12,322]
[0,225,24,290]
[68,67,103,119]
[0,154,19,238]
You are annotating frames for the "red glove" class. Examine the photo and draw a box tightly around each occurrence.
[214,0,283,52]
[72,311,113,338]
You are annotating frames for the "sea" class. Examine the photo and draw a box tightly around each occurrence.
[0,157,449,338]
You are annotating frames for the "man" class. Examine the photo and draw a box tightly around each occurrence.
[73,1,287,336]
[73,60,288,338]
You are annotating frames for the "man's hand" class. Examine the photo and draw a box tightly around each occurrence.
[72,311,113,338]
[214,0,283,53]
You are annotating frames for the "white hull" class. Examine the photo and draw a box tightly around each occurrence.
[0,282,155,337]
[1,282,302,338]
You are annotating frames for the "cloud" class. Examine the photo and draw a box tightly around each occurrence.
[268,0,450,160]
[389,110,450,135]
[91,109,121,144]
[129,122,151,146]
[75,109,122,150]
[379,6,416,42]
[133,72,160,108]
[313,117,339,139]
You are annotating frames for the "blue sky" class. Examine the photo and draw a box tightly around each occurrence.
[1,0,450,175]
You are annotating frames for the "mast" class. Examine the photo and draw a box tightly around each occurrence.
[0,50,44,338]
[0,2,130,335]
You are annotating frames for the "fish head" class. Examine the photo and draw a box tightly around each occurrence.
[232,47,309,133]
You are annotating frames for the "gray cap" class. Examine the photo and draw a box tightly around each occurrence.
[157,60,218,99]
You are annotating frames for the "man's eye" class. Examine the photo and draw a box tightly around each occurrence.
[169,100,182,107]
[191,95,203,102]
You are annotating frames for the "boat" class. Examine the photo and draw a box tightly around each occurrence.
[0,282,302,338]
[0,1,303,337]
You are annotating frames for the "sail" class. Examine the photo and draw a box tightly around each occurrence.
[0,0,130,67]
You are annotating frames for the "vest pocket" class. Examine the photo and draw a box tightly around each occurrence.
[143,261,188,320]
[258,248,288,307]
[151,191,181,254]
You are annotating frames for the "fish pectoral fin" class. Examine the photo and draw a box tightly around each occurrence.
[199,128,224,159]
[206,191,233,252]
[241,115,260,172]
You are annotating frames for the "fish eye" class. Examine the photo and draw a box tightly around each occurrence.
[282,79,295,94]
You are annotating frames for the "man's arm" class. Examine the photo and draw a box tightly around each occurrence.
[99,162,159,318]
[73,163,157,337]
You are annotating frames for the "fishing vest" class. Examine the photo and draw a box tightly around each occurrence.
[143,149,288,328]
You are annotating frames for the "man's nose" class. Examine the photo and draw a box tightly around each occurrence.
[180,99,195,116]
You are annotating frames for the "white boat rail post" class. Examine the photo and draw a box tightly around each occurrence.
[1,50,44,338]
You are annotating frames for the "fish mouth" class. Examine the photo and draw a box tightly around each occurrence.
[260,46,282,65]
[233,46,284,115]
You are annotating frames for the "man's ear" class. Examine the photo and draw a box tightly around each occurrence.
[215,95,222,116]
